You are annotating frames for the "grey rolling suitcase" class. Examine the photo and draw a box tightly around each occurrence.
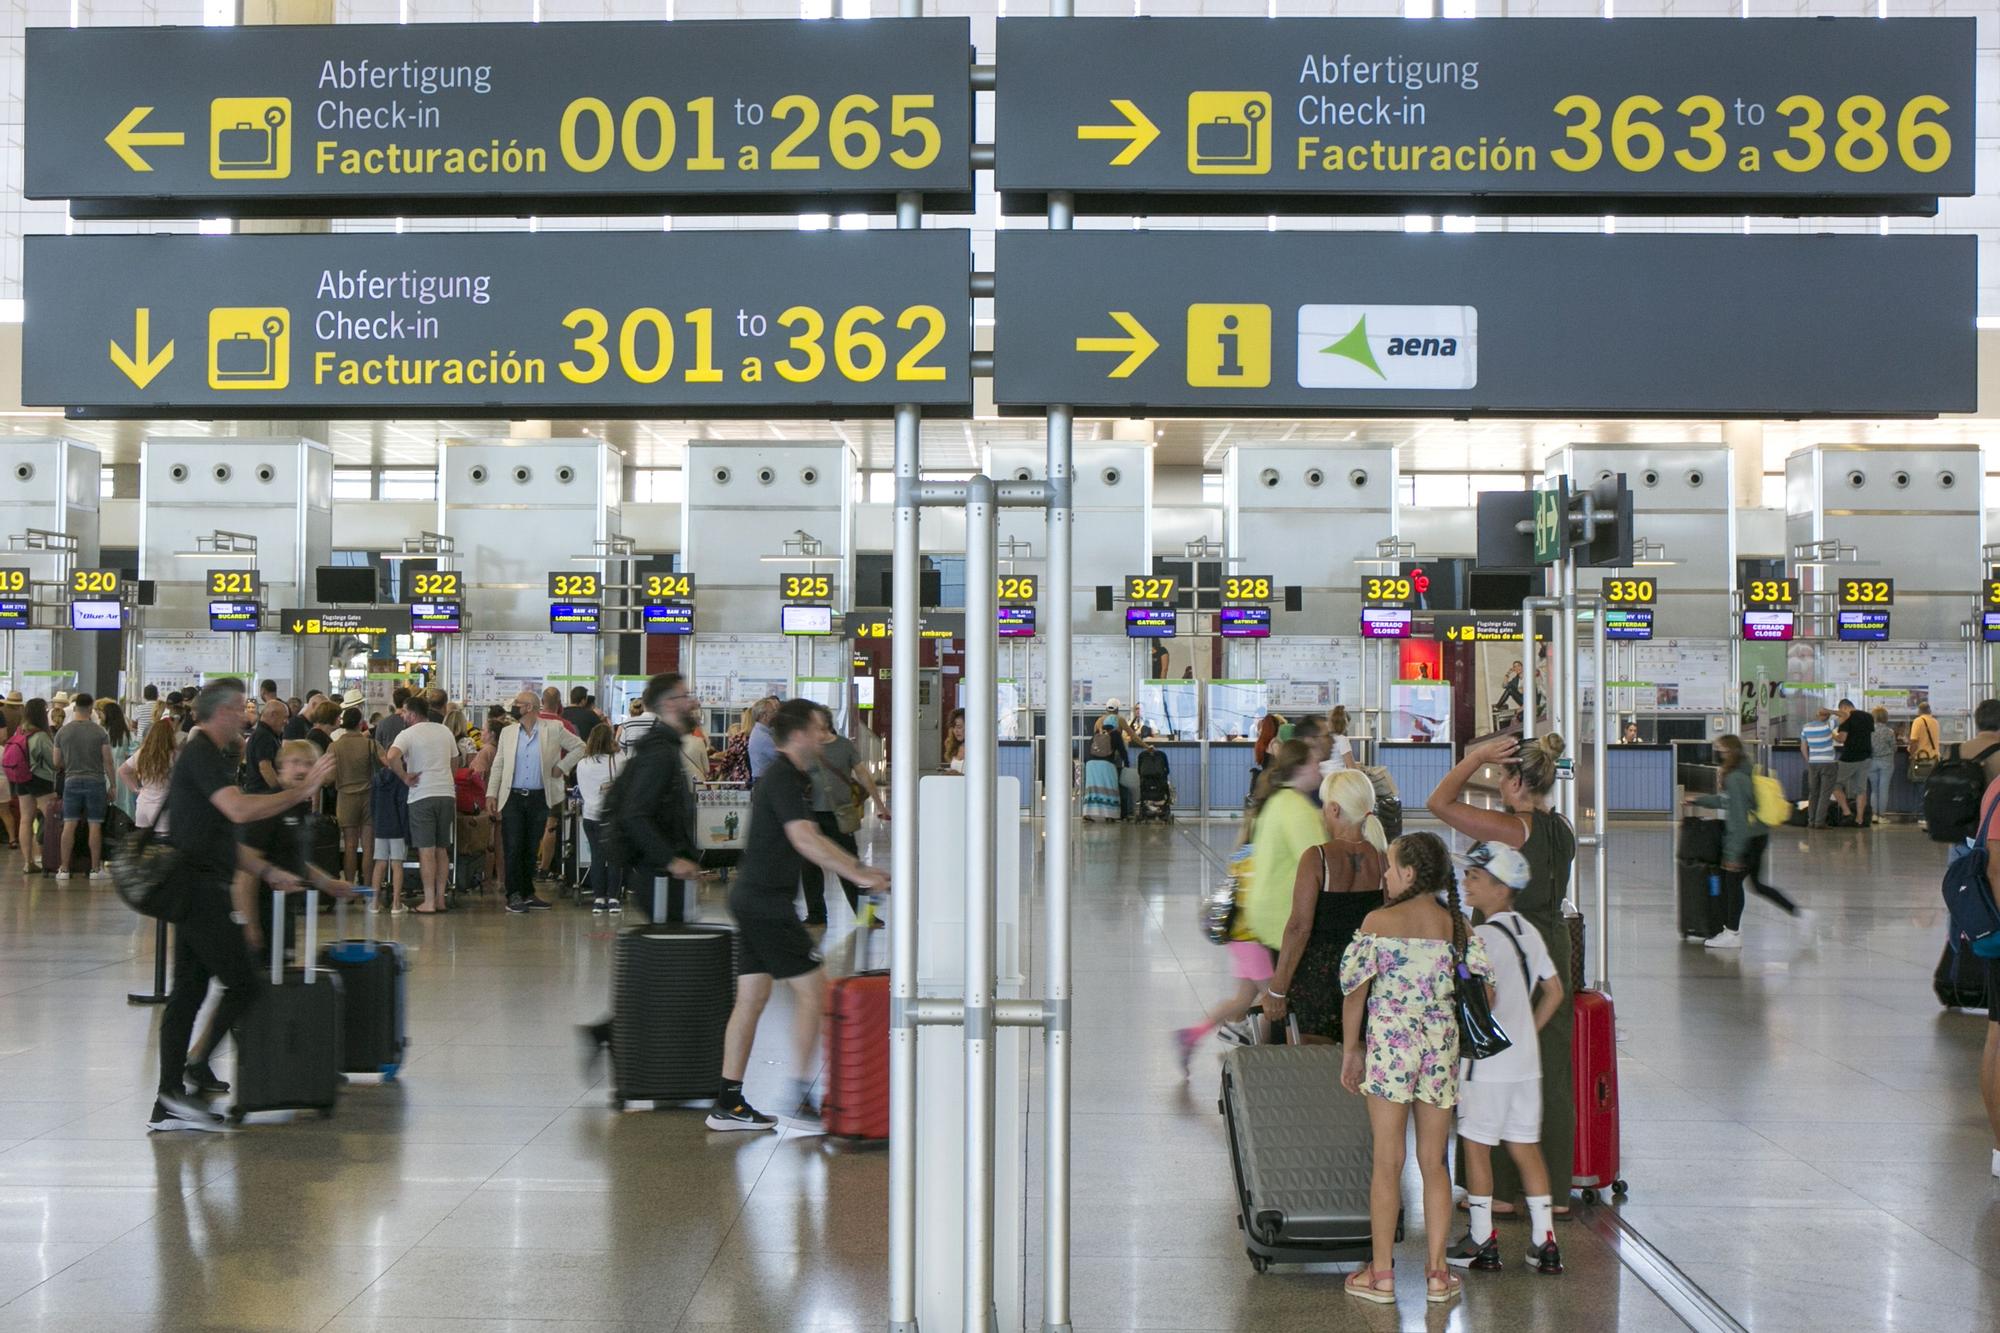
[1219,1041,1386,1272]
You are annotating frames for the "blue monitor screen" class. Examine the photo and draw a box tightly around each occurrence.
[0,599,28,631]
[1836,609,1889,642]
[1604,608,1654,641]
[1218,605,1270,638]
[997,605,1036,638]
[643,602,695,635]
[549,602,600,634]
[1125,607,1174,638]
[208,600,261,633]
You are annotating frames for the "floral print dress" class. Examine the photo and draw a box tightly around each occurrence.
[1338,931,1492,1109]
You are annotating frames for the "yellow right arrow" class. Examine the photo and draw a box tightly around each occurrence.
[105,107,186,173]
[108,308,174,389]
[1077,99,1160,167]
[1075,311,1158,379]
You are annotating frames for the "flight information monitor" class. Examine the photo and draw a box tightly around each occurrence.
[997,605,1037,638]
[782,604,833,636]
[1603,608,1654,641]
[1741,610,1795,642]
[207,600,260,632]
[1125,606,1174,638]
[1361,608,1412,639]
[549,602,600,634]
[69,599,121,631]
[0,600,28,630]
[411,601,462,634]
[1837,609,1890,642]
[1218,605,1270,638]
[642,602,695,635]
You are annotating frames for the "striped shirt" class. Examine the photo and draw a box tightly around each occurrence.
[1801,720,1836,764]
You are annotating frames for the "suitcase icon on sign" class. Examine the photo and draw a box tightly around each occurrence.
[209,99,292,179]
[1187,93,1271,175]
[208,309,290,391]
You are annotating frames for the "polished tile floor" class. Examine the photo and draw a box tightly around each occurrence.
[0,818,1992,1331]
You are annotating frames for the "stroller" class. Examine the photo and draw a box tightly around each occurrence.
[1135,746,1174,823]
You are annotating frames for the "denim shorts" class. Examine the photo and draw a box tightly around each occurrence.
[60,777,107,822]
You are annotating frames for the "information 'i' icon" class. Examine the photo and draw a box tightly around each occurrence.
[1185,304,1270,388]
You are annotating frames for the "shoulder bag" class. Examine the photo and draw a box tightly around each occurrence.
[109,819,188,923]
[1453,922,1512,1062]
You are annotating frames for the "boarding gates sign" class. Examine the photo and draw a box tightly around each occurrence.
[22,231,972,417]
[25,20,974,217]
[996,18,1974,213]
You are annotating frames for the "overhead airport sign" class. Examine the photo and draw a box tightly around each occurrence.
[23,231,972,418]
[996,17,1974,214]
[991,232,1974,418]
[25,20,973,217]
[281,607,413,636]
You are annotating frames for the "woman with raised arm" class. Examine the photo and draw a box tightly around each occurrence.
[1427,731,1578,1216]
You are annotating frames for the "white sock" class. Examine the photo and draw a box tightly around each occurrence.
[1527,1194,1555,1244]
[1467,1194,1493,1242]
[1991,1149,1999,1179]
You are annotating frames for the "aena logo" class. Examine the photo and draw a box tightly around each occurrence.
[1297,305,1478,391]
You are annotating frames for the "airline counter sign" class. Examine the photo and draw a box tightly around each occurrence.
[1297,304,1477,391]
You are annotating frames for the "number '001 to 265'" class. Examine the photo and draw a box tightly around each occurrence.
[558,94,940,175]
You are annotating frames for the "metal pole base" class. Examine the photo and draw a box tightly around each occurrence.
[128,919,170,1004]
[888,1323,919,1333]
[125,992,168,1006]
[1043,1324,1076,1332]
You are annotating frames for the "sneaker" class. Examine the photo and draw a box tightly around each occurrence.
[1446,1231,1503,1271]
[1173,1027,1201,1077]
[705,1099,779,1132]
[1703,928,1744,951]
[1216,1020,1255,1048]
[1531,1234,1565,1276]
[607,898,622,913]
[523,897,552,911]
[783,1103,827,1136]
[184,1061,231,1095]
[148,1091,228,1133]
[505,899,530,915]
[53,869,70,881]
[591,898,609,912]
[88,869,108,881]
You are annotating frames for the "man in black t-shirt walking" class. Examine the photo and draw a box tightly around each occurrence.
[707,700,889,1133]
[149,678,336,1133]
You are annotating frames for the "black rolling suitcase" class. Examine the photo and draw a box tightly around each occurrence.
[1220,1040,1383,1272]
[321,892,409,1079]
[609,883,738,1109]
[1934,942,1992,1010]
[1676,816,1726,940]
[309,812,343,877]
[230,887,344,1122]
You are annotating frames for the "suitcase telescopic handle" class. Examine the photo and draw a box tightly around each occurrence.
[302,886,319,984]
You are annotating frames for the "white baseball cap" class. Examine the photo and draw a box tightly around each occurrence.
[1461,842,1531,891]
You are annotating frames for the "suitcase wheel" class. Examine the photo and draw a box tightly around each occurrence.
[609,1095,626,1111]
[318,1107,335,1119]
[227,1109,244,1124]
[380,1064,399,1082]
[1613,1178,1629,1198]
[1247,1251,1270,1274]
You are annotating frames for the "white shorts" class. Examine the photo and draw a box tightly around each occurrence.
[373,837,407,862]
[1457,1076,1542,1147]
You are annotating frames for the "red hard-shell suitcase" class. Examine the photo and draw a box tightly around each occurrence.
[822,972,890,1139]
[1570,988,1625,1200]
[822,903,890,1140]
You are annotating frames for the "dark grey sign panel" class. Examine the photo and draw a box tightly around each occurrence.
[997,18,1973,214]
[24,231,971,418]
[991,232,1974,418]
[27,20,972,216]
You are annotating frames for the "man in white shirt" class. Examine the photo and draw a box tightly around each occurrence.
[385,696,459,914]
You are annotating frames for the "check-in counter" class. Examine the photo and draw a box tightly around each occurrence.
[1207,742,1258,812]
[1378,742,1455,811]
[997,740,1035,811]
[1604,744,1676,817]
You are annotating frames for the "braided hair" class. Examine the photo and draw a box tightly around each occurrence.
[1389,830,1467,958]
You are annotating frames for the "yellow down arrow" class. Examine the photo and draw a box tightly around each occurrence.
[106,107,186,173]
[1075,311,1158,379]
[109,308,174,390]
[1076,99,1159,167]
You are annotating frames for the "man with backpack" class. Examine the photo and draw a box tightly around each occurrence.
[1922,699,2000,848]
[606,672,704,924]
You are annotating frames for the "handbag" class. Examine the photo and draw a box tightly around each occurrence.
[109,822,188,923]
[1910,755,1938,782]
[834,776,868,835]
[1203,840,1254,945]
[1452,927,1512,1062]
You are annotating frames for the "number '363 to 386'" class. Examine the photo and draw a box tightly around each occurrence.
[558,304,949,386]
[1551,93,1950,175]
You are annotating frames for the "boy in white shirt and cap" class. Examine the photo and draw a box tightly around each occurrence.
[1448,841,1567,1277]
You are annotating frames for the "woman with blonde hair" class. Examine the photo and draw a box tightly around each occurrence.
[1428,731,1578,1216]
[1263,768,1387,1044]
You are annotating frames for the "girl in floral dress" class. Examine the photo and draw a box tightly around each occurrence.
[1338,831,1493,1307]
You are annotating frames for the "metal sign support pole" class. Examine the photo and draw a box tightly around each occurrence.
[962,478,999,1332]
[1589,594,1610,992]
[1043,405,1076,1333]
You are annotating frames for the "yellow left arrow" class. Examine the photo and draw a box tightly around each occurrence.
[109,308,174,389]
[1075,311,1158,379]
[105,107,186,173]
[1076,99,1159,167]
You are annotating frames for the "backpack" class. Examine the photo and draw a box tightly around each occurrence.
[1136,748,1169,780]
[1751,767,1789,828]
[1923,743,1994,844]
[1089,730,1114,760]
[1,730,31,786]
[453,766,486,816]
[1941,786,2000,959]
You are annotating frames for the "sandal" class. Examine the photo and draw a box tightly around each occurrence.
[1344,1268,1396,1305]
[1426,1269,1462,1304]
